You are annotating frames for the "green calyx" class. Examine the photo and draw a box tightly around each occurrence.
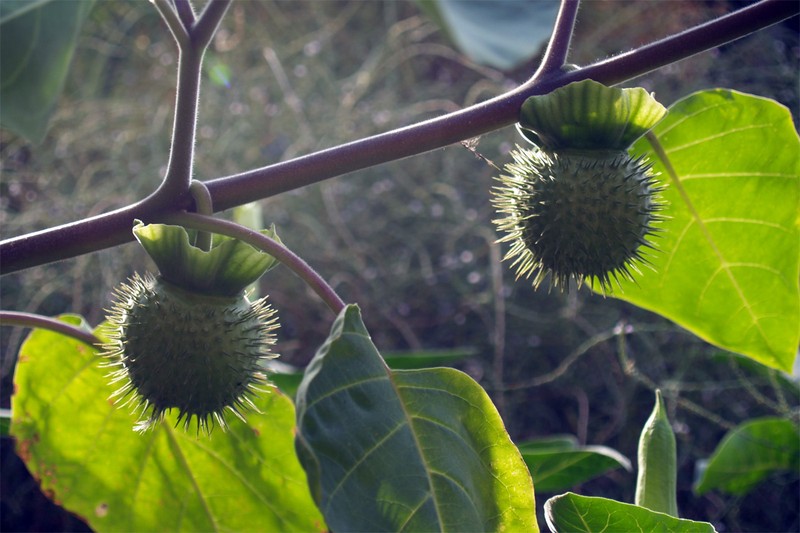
[133,220,281,297]
[518,79,667,152]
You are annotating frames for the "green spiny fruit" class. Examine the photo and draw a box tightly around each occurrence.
[496,80,669,292]
[492,147,663,292]
[102,272,279,433]
[100,220,283,433]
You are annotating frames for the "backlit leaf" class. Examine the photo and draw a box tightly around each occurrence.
[11,315,324,532]
[604,90,800,372]
[544,492,716,532]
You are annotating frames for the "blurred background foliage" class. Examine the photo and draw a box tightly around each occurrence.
[1,1,797,531]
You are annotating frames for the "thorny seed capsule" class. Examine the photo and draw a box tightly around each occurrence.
[101,221,282,433]
[493,79,668,292]
[102,273,279,433]
[492,147,664,292]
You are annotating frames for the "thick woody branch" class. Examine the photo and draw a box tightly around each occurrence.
[0,0,795,275]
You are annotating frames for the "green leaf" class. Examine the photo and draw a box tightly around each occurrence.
[0,0,94,143]
[416,0,559,70]
[518,434,581,453]
[269,348,477,401]
[517,436,632,493]
[695,417,800,496]
[544,493,717,533]
[295,304,537,532]
[11,315,324,532]
[381,347,477,370]
[605,90,800,372]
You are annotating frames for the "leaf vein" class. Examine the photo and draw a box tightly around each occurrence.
[323,422,407,511]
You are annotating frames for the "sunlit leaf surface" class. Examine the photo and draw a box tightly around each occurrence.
[604,90,800,372]
[295,304,537,532]
[545,492,716,532]
[11,315,324,532]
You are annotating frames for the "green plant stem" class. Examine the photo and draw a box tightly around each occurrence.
[499,322,678,391]
[727,357,782,413]
[164,212,346,315]
[188,181,214,251]
[767,368,790,413]
[0,311,100,347]
[1,0,796,275]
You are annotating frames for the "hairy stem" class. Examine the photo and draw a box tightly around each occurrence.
[173,0,196,30]
[164,212,346,315]
[531,0,580,80]
[0,0,796,275]
[192,0,232,49]
[155,2,230,199]
[152,0,189,47]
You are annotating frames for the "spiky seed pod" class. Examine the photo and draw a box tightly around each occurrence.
[101,221,282,433]
[102,273,279,433]
[493,148,663,292]
[494,79,668,292]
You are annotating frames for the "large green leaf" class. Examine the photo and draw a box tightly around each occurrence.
[268,348,477,400]
[695,418,800,496]
[517,435,632,493]
[382,347,477,370]
[0,0,94,143]
[11,315,324,532]
[544,493,717,532]
[295,304,537,532]
[606,90,800,372]
[416,0,558,70]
